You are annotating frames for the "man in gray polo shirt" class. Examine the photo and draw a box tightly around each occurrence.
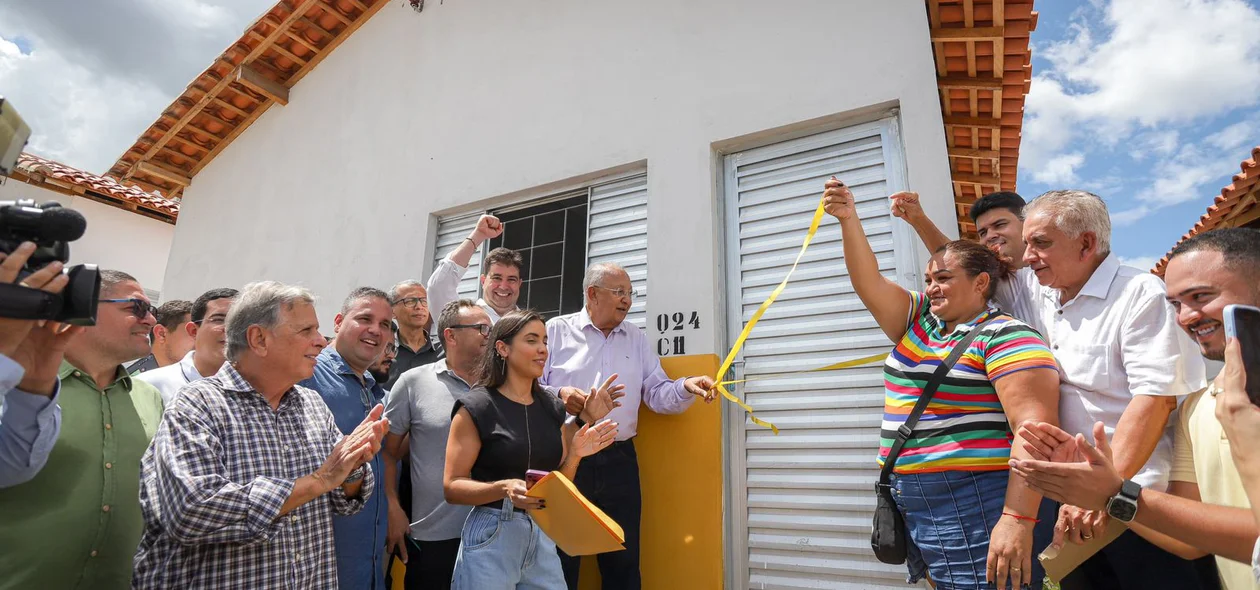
[382,299,490,589]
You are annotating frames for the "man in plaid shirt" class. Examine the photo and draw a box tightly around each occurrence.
[132,282,390,589]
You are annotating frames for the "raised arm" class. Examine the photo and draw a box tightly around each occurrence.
[823,178,912,342]
[425,215,504,334]
[889,191,952,253]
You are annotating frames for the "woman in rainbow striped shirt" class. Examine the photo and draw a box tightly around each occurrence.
[823,179,1061,590]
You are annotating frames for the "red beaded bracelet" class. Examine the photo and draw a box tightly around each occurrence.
[1002,511,1040,523]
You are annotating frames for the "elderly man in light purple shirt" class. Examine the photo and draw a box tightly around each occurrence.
[542,262,714,590]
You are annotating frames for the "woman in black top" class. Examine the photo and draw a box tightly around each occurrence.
[443,310,619,590]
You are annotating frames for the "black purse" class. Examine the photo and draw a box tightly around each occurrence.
[871,316,997,564]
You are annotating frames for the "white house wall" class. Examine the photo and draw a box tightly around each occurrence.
[166,0,956,347]
[0,177,174,295]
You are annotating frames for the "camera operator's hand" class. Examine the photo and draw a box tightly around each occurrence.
[11,321,82,397]
[0,242,69,358]
[1,242,81,396]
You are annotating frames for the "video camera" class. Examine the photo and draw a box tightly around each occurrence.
[1,96,101,325]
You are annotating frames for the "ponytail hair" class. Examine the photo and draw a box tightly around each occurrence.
[933,240,1013,299]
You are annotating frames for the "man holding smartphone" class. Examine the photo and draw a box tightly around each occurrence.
[1011,227,1260,590]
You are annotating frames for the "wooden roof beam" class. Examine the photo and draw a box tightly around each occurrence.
[937,75,1004,90]
[931,26,1005,42]
[297,17,336,42]
[210,96,253,118]
[236,64,290,106]
[943,115,1002,129]
[121,0,322,180]
[159,112,225,140]
[245,29,309,65]
[951,173,1002,185]
[136,161,193,187]
[948,147,1001,159]
[318,3,353,26]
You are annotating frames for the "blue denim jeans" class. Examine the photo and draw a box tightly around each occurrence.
[452,499,567,590]
[890,470,1029,590]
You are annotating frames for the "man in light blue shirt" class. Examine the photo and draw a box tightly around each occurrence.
[300,287,394,590]
[542,262,715,590]
[0,241,83,488]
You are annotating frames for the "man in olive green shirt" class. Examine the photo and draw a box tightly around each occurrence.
[0,270,165,590]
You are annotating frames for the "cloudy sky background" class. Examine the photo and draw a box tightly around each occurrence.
[2,0,1258,268]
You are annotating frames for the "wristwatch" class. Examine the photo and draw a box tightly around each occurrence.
[344,465,365,485]
[1105,479,1142,522]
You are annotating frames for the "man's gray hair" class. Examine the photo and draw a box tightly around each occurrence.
[582,262,627,301]
[388,280,425,303]
[1026,189,1112,255]
[225,281,316,362]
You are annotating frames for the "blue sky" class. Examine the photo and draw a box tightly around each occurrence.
[0,0,1256,273]
[1016,0,1260,270]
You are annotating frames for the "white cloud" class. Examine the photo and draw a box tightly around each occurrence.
[1032,152,1086,185]
[1134,130,1180,160]
[0,35,171,173]
[1022,0,1260,222]
[1111,206,1152,227]
[1117,255,1161,271]
[0,0,274,174]
[1208,118,1260,152]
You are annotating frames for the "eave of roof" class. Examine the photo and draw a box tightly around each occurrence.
[110,0,1034,233]
[11,152,179,224]
[925,0,1037,239]
[1154,146,1260,276]
[107,0,387,200]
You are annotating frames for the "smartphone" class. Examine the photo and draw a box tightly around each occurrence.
[525,469,549,489]
[1223,304,1260,406]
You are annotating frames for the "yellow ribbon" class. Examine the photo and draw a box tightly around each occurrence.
[712,196,887,434]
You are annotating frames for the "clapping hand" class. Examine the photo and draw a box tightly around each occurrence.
[579,373,626,423]
[317,404,389,490]
[572,418,618,458]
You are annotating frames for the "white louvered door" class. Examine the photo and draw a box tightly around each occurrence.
[723,117,923,589]
[586,173,649,330]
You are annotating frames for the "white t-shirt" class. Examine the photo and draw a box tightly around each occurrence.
[994,256,1206,490]
[135,350,212,406]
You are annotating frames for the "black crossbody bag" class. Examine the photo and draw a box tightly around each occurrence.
[870,316,998,564]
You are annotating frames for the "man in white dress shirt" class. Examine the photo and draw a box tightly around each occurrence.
[999,190,1209,588]
[425,214,522,328]
[137,288,237,404]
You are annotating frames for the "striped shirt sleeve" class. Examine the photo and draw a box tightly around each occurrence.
[982,321,1058,382]
[905,291,929,330]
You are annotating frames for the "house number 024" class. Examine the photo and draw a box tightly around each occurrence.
[656,311,699,356]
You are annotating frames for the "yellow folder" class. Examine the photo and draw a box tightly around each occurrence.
[525,471,626,556]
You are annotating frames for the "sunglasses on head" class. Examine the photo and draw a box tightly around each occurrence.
[98,298,155,319]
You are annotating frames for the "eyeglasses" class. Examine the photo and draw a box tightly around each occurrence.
[384,342,398,355]
[450,323,491,336]
[99,298,155,319]
[592,285,639,300]
[193,315,227,327]
[392,297,428,309]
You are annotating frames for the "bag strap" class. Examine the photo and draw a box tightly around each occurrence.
[877,314,999,489]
